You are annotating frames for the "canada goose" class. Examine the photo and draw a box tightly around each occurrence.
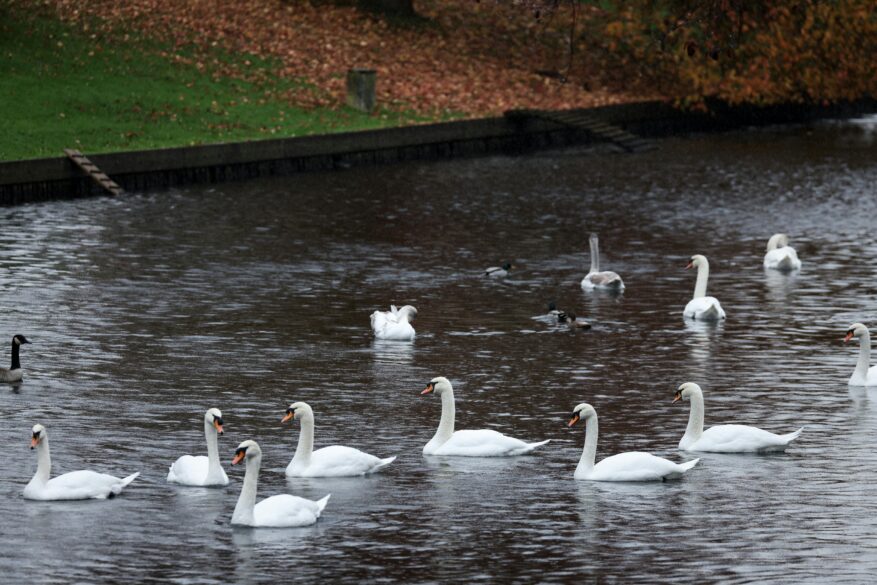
[0,334,30,383]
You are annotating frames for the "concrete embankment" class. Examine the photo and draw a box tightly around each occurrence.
[1,99,874,205]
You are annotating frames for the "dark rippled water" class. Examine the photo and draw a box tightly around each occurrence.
[2,116,877,583]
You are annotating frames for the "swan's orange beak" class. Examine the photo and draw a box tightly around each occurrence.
[30,437,39,449]
[281,412,294,423]
[845,331,854,343]
[421,383,434,395]
[232,451,245,465]
[567,414,580,427]
[685,261,693,270]
[672,393,682,403]
[213,420,224,434]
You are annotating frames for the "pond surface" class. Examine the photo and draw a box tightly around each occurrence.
[2,117,877,583]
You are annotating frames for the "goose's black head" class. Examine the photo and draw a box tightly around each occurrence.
[13,335,30,346]
[502,262,513,271]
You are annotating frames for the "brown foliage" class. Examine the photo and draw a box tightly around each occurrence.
[18,0,647,117]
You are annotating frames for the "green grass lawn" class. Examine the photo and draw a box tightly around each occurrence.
[0,7,429,161]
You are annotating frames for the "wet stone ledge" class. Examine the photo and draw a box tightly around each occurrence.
[0,99,874,205]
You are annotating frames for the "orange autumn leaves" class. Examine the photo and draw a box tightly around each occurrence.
[15,0,877,115]
[585,1,877,106]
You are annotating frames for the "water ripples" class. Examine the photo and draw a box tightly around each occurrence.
[0,121,876,582]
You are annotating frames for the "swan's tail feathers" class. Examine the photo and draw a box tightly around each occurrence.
[315,494,331,515]
[700,304,720,320]
[522,439,551,453]
[120,472,140,488]
[607,276,624,289]
[108,472,140,497]
[780,427,804,444]
[678,458,700,473]
[776,255,795,271]
[371,456,397,474]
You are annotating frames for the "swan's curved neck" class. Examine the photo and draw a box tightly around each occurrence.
[204,420,222,480]
[232,453,260,525]
[856,331,872,380]
[292,414,315,466]
[589,238,600,273]
[683,391,705,442]
[576,415,598,475]
[693,261,709,299]
[430,388,456,447]
[766,234,787,251]
[33,437,51,484]
[11,342,21,371]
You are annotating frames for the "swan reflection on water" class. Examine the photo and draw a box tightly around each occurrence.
[420,453,531,474]
[682,318,724,369]
[370,339,414,367]
[231,522,325,548]
[764,266,800,306]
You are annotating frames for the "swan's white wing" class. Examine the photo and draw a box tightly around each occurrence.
[764,246,801,270]
[432,429,548,457]
[293,445,395,477]
[252,494,328,527]
[586,452,693,482]
[27,470,137,500]
[167,455,209,485]
[582,271,625,290]
[374,320,415,341]
[692,424,801,452]
[683,296,726,320]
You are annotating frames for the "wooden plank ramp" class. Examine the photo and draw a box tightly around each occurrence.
[63,149,124,196]
[507,109,656,153]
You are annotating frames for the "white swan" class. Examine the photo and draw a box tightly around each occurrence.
[673,382,803,452]
[568,404,699,481]
[24,424,140,500]
[485,262,513,277]
[845,323,877,386]
[420,376,550,456]
[683,255,726,321]
[167,408,229,486]
[370,305,416,341]
[0,334,30,383]
[231,440,330,528]
[763,233,801,271]
[282,402,396,477]
[581,233,624,291]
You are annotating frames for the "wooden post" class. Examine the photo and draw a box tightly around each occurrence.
[346,68,377,113]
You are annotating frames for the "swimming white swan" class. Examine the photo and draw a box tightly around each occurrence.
[282,402,396,477]
[370,305,417,341]
[683,255,726,321]
[581,233,624,291]
[231,440,330,528]
[24,424,140,500]
[845,323,877,386]
[485,262,513,277]
[568,403,699,481]
[0,334,30,383]
[167,408,229,486]
[763,233,801,271]
[420,376,550,456]
[673,382,803,452]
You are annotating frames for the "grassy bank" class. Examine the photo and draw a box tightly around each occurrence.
[0,8,429,161]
